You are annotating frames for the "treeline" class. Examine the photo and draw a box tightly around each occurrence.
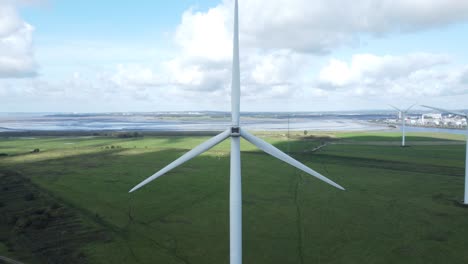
[115,132,143,138]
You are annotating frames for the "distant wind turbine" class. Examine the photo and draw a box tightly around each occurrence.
[421,105,468,204]
[389,104,415,147]
[129,1,345,263]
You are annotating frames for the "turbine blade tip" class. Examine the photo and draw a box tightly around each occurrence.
[332,182,346,191]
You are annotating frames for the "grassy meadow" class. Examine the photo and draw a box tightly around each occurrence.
[1,131,468,263]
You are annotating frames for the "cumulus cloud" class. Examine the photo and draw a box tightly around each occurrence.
[0,0,37,78]
[242,0,468,52]
[175,6,232,61]
[158,0,468,101]
[316,53,468,97]
[6,0,468,111]
[25,52,466,110]
[177,0,468,56]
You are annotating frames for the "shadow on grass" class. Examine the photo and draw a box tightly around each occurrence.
[312,153,464,178]
[0,169,107,264]
[1,147,232,264]
[0,139,333,263]
[1,134,468,264]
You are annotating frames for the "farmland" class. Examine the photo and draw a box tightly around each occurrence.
[1,131,467,264]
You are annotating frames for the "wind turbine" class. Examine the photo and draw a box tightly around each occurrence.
[389,104,415,147]
[129,1,345,263]
[421,105,468,204]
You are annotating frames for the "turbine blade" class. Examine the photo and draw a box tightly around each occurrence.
[388,104,401,112]
[129,129,231,193]
[421,105,466,117]
[405,103,416,113]
[231,0,240,126]
[240,129,345,190]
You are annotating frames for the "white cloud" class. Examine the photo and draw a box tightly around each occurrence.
[0,0,37,78]
[5,0,468,111]
[158,0,468,102]
[242,0,468,52]
[316,53,468,97]
[240,50,311,100]
[318,53,450,87]
[174,0,468,56]
[175,6,231,61]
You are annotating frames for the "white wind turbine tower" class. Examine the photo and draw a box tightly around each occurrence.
[421,105,468,204]
[129,1,345,263]
[389,104,415,147]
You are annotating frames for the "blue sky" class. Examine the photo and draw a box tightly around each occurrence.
[21,1,217,39]
[1,0,468,112]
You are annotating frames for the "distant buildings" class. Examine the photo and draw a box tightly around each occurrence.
[382,113,467,129]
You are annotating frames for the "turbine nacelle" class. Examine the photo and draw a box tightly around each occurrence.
[389,104,416,114]
[231,126,240,137]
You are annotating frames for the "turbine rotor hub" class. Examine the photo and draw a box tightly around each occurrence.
[231,126,240,137]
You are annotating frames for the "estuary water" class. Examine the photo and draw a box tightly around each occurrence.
[0,112,387,132]
[0,112,465,134]
[404,126,467,135]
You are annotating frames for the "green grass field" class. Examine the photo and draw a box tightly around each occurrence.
[1,131,468,263]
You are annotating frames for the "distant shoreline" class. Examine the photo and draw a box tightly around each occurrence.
[1,127,465,137]
[2,111,466,136]
[0,130,224,137]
